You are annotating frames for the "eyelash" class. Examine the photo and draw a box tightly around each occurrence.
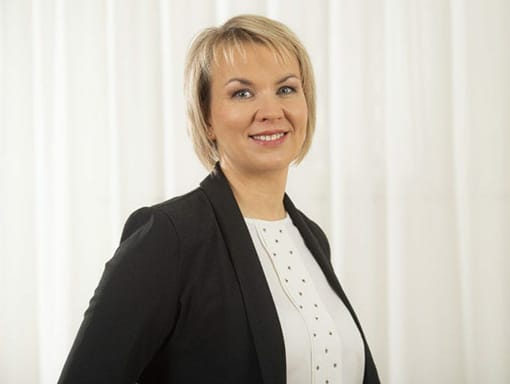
[231,86,297,99]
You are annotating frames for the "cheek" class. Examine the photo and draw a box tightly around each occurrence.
[211,102,252,130]
[290,100,308,131]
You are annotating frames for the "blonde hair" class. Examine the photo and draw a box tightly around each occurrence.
[184,14,316,170]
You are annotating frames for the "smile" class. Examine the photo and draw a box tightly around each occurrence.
[250,132,287,142]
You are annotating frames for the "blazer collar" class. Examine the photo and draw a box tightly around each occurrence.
[199,164,286,384]
[283,195,353,313]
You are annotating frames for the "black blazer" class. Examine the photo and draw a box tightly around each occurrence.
[59,165,380,383]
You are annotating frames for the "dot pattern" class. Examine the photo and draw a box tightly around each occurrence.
[246,218,342,384]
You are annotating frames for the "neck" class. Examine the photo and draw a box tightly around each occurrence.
[220,162,288,221]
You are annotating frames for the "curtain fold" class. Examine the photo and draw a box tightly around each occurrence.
[1,0,508,383]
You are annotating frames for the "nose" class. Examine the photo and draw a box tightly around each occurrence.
[254,94,284,122]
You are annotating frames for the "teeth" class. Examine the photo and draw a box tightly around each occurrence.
[252,133,285,141]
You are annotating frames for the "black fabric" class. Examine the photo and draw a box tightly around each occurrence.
[58,164,380,383]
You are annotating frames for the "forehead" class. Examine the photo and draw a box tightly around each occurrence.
[210,42,300,77]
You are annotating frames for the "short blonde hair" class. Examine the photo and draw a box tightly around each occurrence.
[184,14,316,170]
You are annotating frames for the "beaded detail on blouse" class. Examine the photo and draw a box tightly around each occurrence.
[245,216,364,384]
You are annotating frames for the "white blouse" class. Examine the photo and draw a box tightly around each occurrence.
[244,215,365,384]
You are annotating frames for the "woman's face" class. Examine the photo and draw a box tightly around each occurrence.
[208,43,308,176]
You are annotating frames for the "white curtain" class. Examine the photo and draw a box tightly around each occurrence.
[1,0,509,383]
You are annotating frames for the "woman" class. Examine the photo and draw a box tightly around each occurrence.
[59,15,380,384]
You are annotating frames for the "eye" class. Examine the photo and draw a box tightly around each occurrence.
[278,86,296,95]
[232,89,253,99]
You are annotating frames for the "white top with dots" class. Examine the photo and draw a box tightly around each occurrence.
[244,215,365,384]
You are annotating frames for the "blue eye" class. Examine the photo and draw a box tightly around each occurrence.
[278,86,296,95]
[232,89,253,99]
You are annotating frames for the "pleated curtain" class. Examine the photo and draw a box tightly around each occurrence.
[1,0,509,383]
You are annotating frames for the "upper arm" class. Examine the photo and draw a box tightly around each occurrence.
[58,207,181,383]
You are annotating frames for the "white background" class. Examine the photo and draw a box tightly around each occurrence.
[1,0,509,383]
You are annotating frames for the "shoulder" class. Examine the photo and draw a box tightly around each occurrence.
[120,187,216,246]
[110,189,213,287]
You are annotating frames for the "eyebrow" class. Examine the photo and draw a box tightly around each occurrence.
[224,74,300,87]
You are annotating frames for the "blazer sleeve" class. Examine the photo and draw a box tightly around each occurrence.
[58,207,181,383]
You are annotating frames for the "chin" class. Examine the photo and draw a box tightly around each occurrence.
[251,157,294,173]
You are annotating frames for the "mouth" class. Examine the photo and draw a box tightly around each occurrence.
[249,132,288,142]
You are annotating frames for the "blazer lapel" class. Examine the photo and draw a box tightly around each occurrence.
[283,195,353,309]
[200,165,286,384]
[284,195,379,383]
